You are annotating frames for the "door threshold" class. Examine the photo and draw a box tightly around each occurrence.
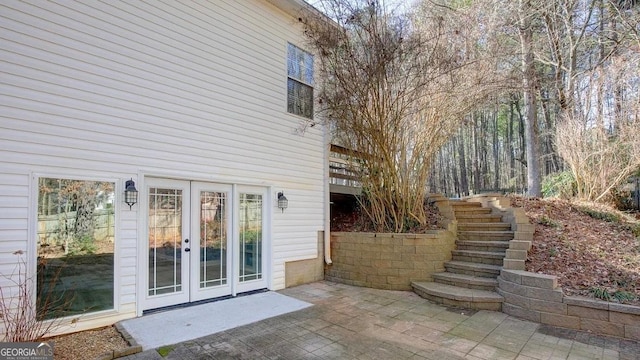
[143,288,268,316]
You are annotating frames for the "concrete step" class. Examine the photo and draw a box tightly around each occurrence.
[458,223,512,231]
[458,231,514,241]
[456,240,510,252]
[453,207,492,215]
[444,260,501,278]
[450,201,483,208]
[431,272,498,291]
[455,214,503,223]
[451,250,505,266]
[411,281,503,311]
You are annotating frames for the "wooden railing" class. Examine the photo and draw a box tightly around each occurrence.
[329,144,361,194]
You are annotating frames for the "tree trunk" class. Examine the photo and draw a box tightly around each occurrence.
[519,0,542,196]
[458,131,469,196]
[493,107,500,190]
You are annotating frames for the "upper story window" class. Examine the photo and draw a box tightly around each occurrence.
[287,43,314,119]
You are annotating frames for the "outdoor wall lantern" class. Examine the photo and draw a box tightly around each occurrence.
[124,179,138,210]
[277,191,288,213]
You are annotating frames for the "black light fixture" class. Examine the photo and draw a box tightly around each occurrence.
[124,179,138,210]
[277,191,288,213]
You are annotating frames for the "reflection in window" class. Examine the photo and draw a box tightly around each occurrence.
[148,188,183,296]
[287,43,314,119]
[200,192,227,288]
[239,193,262,282]
[37,178,115,319]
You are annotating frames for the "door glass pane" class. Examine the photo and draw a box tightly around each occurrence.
[239,193,262,282]
[148,188,182,296]
[37,178,115,319]
[199,191,227,288]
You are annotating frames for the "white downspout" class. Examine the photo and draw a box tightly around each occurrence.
[323,127,332,264]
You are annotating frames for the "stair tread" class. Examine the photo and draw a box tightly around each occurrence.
[456,214,502,218]
[411,281,503,302]
[446,261,502,271]
[450,200,482,205]
[457,240,510,246]
[432,272,498,285]
[451,250,506,258]
[454,207,491,210]
[458,230,514,234]
[454,208,491,211]
[458,223,511,227]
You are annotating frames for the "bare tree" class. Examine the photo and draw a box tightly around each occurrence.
[303,0,499,231]
[556,52,640,202]
[518,0,543,196]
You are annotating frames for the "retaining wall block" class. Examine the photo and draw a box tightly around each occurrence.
[509,241,532,251]
[515,224,535,233]
[567,305,609,321]
[529,298,567,314]
[502,303,541,323]
[520,272,557,290]
[609,311,640,325]
[514,231,534,241]
[580,318,625,337]
[503,259,526,270]
[563,296,608,310]
[497,288,530,308]
[498,277,526,296]
[500,270,523,284]
[525,287,564,303]
[625,324,640,341]
[609,303,640,316]
[540,312,580,330]
[505,249,528,260]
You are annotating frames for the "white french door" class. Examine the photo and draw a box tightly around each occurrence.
[190,182,233,301]
[234,186,269,294]
[143,178,268,311]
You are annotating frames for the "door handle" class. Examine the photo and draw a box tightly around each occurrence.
[184,248,190,252]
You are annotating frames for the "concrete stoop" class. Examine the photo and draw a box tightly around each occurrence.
[412,200,511,311]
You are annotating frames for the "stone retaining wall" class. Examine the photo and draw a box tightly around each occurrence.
[499,269,640,341]
[325,228,456,291]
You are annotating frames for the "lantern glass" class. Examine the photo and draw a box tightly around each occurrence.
[277,192,288,212]
[124,179,138,209]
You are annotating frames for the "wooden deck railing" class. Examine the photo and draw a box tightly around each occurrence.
[329,144,361,194]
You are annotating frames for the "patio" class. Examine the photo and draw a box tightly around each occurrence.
[120,281,640,359]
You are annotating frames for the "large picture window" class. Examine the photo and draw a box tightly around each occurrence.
[37,178,115,319]
[287,43,314,119]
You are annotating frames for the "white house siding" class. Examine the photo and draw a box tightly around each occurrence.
[0,0,324,334]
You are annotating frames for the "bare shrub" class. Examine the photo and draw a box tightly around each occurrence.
[302,0,500,232]
[556,53,640,202]
[0,251,74,342]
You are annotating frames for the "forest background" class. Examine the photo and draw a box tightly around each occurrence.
[305,0,640,233]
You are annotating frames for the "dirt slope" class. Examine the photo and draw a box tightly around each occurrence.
[509,196,640,304]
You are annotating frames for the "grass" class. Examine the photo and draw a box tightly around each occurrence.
[575,206,621,223]
[590,287,637,303]
[574,202,640,240]
[538,215,561,228]
[157,345,175,357]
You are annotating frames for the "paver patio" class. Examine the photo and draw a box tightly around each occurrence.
[121,281,640,359]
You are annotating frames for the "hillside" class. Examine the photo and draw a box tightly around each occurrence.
[509,196,640,305]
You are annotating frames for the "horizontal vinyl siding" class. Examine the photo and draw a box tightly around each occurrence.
[0,172,29,256]
[0,0,324,332]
